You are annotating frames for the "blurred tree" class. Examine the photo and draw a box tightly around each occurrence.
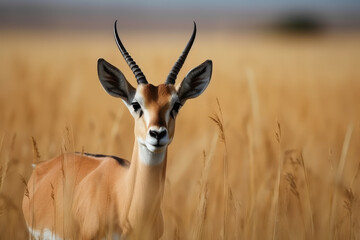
[272,13,325,34]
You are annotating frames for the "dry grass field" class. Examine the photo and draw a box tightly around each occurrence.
[0,29,360,239]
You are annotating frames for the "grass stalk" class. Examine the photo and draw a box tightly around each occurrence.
[299,152,315,235]
[330,124,353,238]
[271,121,282,240]
[210,98,229,239]
[50,183,56,239]
[192,132,218,239]
[30,136,41,240]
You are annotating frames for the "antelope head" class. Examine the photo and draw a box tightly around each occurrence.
[97,21,212,165]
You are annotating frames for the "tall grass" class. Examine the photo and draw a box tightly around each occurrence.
[0,29,360,239]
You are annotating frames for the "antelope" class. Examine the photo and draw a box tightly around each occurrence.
[22,21,212,239]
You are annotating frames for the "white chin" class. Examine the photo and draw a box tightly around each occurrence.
[145,143,167,153]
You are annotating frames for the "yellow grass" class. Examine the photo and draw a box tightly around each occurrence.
[0,29,360,239]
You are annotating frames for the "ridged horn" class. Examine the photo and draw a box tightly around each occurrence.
[114,20,148,85]
[165,22,197,85]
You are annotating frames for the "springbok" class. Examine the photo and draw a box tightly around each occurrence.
[22,21,212,239]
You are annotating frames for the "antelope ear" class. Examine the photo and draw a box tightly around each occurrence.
[177,60,212,103]
[97,58,135,104]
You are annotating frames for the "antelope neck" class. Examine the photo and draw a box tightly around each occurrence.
[129,139,167,187]
[123,140,167,222]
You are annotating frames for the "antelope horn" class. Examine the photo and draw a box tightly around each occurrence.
[114,20,148,85]
[165,22,197,85]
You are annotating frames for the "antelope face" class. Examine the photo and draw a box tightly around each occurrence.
[97,21,212,164]
[131,84,177,153]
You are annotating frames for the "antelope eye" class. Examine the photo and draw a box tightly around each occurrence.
[131,102,143,117]
[173,102,181,112]
[131,102,141,111]
[171,102,182,118]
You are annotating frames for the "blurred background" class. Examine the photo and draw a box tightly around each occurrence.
[1,0,360,32]
[1,0,360,239]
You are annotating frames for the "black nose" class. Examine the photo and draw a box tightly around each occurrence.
[149,129,167,140]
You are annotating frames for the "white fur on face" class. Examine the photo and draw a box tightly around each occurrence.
[138,137,166,166]
[165,94,180,125]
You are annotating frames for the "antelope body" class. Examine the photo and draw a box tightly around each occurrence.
[22,21,212,239]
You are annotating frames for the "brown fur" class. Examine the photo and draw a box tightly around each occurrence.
[22,84,176,239]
